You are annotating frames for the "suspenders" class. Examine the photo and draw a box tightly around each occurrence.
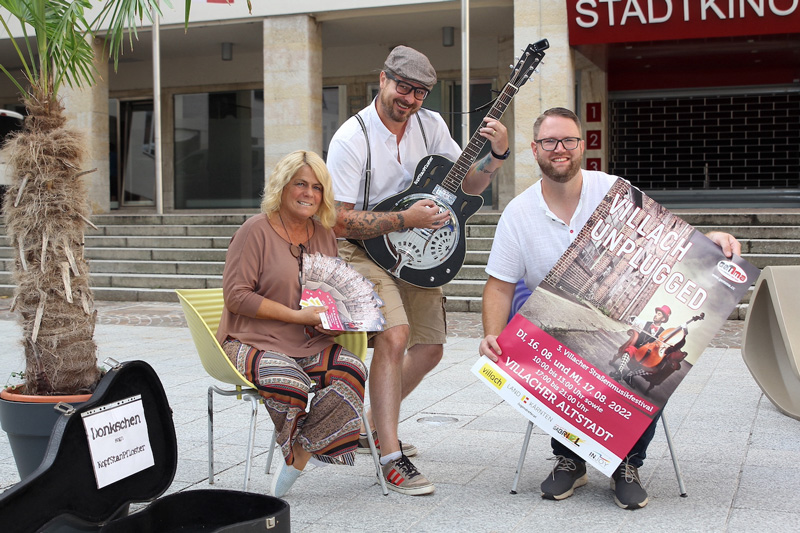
[353,111,429,211]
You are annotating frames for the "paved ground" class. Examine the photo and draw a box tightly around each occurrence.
[1,300,798,532]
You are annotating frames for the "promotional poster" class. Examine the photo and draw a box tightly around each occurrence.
[472,178,759,476]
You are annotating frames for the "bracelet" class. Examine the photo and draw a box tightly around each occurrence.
[491,148,510,160]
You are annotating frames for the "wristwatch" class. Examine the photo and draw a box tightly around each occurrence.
[491,148,510,160]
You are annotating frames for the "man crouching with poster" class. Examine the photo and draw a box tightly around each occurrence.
[478,107,740,510]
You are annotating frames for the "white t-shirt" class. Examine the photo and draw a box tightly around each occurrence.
[327,100,462,210]
[486,170,620,291]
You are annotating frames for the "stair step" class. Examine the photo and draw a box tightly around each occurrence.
[0,247,229,262]
[89,272,222,290]
[85,236,232,249]
[677,213,800,226]
[88,224,239,237]
[90,214,251,226]
[88,260,223,275]
[443,279,486,297]
[694,226,800,239]
[744,240,800,254]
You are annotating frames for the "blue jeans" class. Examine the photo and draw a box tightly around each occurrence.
[551,414,658,468]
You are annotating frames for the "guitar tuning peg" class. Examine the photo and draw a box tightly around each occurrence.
[509,63,514,69]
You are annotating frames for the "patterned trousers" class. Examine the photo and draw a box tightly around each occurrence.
[222,339,367,466]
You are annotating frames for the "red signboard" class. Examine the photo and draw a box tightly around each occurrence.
[586,103,602,122]
[586,130,602,150]
[586,158,602,171]
[567,0,800,45]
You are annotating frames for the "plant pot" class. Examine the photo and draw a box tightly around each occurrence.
[0,388,91,480]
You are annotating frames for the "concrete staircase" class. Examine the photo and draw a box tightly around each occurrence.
[2,211,799,318]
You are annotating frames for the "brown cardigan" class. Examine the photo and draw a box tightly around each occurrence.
[216,213,338,358]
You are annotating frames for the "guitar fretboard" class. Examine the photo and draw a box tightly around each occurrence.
[441,82,519,194]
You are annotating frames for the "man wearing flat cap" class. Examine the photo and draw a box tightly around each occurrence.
[327,45,510,495]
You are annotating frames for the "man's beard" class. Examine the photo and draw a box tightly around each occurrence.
[378,91,418,123]
[537,152,582,183]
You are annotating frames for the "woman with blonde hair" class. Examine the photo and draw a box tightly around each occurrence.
[217,150,366,497]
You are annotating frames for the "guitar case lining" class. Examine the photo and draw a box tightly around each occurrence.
[0,360,289,532]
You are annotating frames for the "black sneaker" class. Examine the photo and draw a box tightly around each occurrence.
[611,461,649,509]
[540,456,588,500]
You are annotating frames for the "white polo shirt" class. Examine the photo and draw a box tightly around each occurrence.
[486,170,620,291]
[327,100,462,210]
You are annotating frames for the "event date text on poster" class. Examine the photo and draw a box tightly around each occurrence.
[496,314,656,459]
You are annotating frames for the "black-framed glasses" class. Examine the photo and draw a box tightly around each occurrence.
[384,71,430,101]
[290,243,306,286]
[535,137,582,151]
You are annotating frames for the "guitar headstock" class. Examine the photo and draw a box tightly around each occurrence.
[509,39,549,88]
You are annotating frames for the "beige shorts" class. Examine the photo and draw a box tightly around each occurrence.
[338,241,446,348]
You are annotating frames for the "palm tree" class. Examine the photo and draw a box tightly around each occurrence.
[0,1,189,395]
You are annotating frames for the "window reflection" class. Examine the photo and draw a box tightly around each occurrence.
[174,90,264,209]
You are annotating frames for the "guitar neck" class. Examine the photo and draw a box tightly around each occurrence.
[442,82,519,194]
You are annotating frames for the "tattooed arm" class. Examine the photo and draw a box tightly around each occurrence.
[462,119,508,195]
[333,200,452,240]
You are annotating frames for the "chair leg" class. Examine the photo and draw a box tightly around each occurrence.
[363,412,388,495]
[207,385,261,491]
[511,421,535,494]
[208,386,215,485]
[243,393,259,492]
[265,428,277,475]
[660,411,687,497]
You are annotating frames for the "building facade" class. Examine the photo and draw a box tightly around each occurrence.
[1,0,798,213]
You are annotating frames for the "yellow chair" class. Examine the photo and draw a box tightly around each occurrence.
[176,288,387,494]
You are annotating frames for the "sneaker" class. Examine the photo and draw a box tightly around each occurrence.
[381,454,435,495]
[356,430,418,457]
[611,461,649,509]
[541,456,588,500]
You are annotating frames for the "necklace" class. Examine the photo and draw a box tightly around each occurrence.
[278,212,311,256]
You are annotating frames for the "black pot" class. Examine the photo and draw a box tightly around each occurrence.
[0,391,89,479]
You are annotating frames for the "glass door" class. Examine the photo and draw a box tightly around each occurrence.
[119,100,156,206]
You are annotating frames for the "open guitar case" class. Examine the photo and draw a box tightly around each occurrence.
[0,360,289,532]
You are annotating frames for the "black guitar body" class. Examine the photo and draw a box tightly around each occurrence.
[363,154,484,288]
[0,360,291,532]
[0,360,177,531]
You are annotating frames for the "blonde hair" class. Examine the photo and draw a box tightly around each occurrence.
[260,150,337,229]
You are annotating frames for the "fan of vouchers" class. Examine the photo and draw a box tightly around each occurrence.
[299,252,385,331]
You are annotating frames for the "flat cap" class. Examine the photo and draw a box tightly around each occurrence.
[383,46,437,90]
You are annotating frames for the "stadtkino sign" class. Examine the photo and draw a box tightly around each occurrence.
[567,0,799,44]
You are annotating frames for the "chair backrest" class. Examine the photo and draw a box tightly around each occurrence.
[176,288,256,389]
[741,266,800,420]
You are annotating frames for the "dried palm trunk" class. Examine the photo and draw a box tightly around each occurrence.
[2,95,99,395]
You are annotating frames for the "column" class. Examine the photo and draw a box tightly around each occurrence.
[511,0,576,199]
[60,38,110,214]
[576,52,608,173]
[263,15,323,177]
